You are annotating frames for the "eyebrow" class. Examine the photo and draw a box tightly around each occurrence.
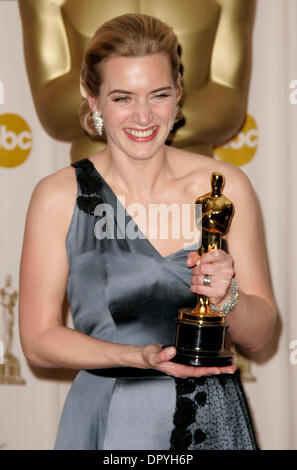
[107,86,173,96]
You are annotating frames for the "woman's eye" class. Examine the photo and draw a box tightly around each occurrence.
[153,94,170,99]
[155,93,170,99]
[113,96,130,103]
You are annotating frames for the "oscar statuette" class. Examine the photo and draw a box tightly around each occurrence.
[172,173,235,367]
[0,275,25,385]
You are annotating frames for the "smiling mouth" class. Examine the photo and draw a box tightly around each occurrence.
[124,126,159,141]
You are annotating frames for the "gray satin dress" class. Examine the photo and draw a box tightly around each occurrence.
[54,158,258,450]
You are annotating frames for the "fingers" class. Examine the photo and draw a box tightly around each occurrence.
[192,252,233,273]
[219,365,237,374]
[159,363,237,379]
[198,263,234,277]
[189,249,234,301]
[146,345,237,378]
[187,251,199,268]
[200,249,230,264]
[187,250,232,269]
[190,276,231,298]
[191,273,232,287]
[154,346,176,364]
[191,265,233,293]
[153,347,237,378]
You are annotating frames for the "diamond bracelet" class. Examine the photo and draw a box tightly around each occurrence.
[209,278,239,315]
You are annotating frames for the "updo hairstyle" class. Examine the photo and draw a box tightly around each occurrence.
[79,13,183,138]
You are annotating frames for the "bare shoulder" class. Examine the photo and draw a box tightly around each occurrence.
[32,164,76,196]
[30,165,76,206]
[206,157,255,203]
[26,164,77,238]
[169,147,255,202]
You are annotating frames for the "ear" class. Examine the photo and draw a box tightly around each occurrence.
[176,84,183,103]
[87,95,100,114]
[176,73,183,102]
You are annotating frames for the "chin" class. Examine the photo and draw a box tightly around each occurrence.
[121,140,164,160]
[127,149,159,161]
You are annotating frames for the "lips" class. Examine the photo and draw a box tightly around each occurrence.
[124,126,159,142]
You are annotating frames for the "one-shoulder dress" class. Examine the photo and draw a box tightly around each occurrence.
[54,158,258,450]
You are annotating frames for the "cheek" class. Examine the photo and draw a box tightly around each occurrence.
[102,108,128,129]
[153,104,175,123]
[166,102,177,118]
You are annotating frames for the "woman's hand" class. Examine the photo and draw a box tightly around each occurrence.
[187,249,235,305]
[141,344,236,378]
[140,249,237,378]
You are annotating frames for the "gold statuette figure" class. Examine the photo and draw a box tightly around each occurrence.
[173,173,235,366]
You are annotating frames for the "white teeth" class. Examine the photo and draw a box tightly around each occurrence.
[126,127,157,137]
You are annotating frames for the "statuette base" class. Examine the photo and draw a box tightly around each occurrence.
[172,307,234,367]
[0,354,26,385]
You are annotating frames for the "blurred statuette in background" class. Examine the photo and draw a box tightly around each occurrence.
[0,275,25,385]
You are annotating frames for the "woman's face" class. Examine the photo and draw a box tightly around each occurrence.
[91,53,180,161]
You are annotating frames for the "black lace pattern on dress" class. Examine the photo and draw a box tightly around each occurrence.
[169,377,207,450]
[72,159,104,215]
[169,372,258,450]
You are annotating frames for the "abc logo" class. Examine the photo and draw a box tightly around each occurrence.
[214,114,259,166]
[0,113,32,168]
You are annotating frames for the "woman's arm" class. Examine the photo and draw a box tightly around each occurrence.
[19,167,235,377]
[18,168,145,370]
[188,165,277,353]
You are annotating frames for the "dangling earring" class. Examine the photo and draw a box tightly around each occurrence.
[93,111,104,136]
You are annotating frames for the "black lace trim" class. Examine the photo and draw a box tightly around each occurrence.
[77,195,104,215]
[194,391,207,406]
[72,159,104,215]
[169,378,208,451]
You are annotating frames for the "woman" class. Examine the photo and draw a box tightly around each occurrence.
[19,14,276,450]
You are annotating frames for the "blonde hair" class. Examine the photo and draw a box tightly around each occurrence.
[79,13,182,138]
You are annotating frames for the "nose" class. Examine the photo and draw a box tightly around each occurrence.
[133,100,152,126]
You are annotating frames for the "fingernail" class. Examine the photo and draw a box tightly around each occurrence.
[196,258,200,266]
[167,347,175,358]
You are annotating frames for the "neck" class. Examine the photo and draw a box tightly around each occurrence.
[101,144,173,199]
